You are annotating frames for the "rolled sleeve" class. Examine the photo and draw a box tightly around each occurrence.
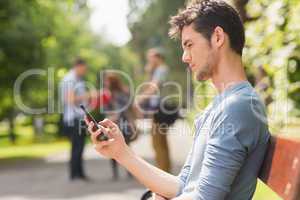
[176,149,193,196]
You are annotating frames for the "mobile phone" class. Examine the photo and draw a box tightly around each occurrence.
[80,104,109,141]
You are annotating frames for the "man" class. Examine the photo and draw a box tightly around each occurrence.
[60,58,92,181]
[86,0,270,199]
[138,48,171,172]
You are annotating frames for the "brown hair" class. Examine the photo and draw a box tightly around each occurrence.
[74,58,86,66]
[105,73,125,93]
[169,0,245,55]
[147,48,165,60]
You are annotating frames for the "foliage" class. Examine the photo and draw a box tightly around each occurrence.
[0,0,45,119]
[128,0,192,107]
[0,0,140,142]
[128,0,300,127]
[244,0,300,125]
[0,0,90,119]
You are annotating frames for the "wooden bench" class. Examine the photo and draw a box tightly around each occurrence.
[259,136,300,200]
[141,136,300,200]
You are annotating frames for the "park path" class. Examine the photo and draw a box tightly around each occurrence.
[0,120,193,200]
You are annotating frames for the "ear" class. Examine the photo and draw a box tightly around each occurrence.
[211,26,225,49]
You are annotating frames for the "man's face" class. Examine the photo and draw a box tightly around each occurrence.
[146,51,160,68]
[181,24,214,81]
[76,64,87,77]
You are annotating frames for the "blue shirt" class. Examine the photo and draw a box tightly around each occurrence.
[60,70,87,124]
[149,65,168,108]
[177,81,270,200]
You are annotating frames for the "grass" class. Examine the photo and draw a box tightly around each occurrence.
[253,181,282,200]
[0,122,69,160]
[0,140,69,160]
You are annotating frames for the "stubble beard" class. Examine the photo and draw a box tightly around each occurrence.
[196,63,212,82]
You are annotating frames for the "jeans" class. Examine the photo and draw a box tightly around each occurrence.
[63,119,86,179]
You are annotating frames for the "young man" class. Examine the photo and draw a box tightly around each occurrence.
[60,58,93,181]
[86,0,270,199]
[139,48,171,172]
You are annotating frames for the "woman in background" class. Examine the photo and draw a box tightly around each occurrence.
[103,72,138,180]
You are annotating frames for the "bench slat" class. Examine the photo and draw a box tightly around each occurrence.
[259,136,300,200]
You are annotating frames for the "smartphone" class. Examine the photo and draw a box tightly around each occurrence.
[80,104,109,141]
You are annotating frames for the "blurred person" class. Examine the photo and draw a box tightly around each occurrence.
[85,0,270,200]
[89,74,112,122]
[89,85,112,112]
[138,48,171,172]
[103,72,138,180]
[60,58,94,181]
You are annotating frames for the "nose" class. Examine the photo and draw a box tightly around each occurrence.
[182,50,191,64]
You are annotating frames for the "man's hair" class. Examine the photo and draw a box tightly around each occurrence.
[74,58,86,66]
[148,47,165,60]
[169,0,245,55]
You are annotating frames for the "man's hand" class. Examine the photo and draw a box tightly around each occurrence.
[85,118,129,160]
[85,118,180,199]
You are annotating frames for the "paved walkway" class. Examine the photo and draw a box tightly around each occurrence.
[0,120,193,200]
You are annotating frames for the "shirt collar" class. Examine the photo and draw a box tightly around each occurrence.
[213,81,251,104]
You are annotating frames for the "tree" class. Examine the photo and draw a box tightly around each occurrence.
[0,0,48,142]
[128,0,191,107]
[243,0,300,124]
[0,0,141,143]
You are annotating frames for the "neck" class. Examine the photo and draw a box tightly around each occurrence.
[211,52,247,93]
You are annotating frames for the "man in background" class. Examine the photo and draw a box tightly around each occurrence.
[137,48,171,172]
[60,58,93,181]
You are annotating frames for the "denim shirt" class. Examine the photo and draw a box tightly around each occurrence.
[177,81,270,200]
[60,70,87,124]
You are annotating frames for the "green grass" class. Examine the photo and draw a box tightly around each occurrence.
[253,181,282,200]
[0,122,69,160]
[0,140,69,160]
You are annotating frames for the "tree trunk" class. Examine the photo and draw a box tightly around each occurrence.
[33,115,44,136]
[8,115,16,144]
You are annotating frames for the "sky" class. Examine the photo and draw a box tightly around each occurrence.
[87,0,132,46]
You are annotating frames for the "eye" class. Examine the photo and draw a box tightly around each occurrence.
[187,43,193,48]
